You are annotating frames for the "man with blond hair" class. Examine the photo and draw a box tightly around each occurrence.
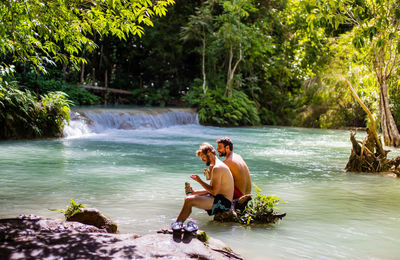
[171,142,234,232]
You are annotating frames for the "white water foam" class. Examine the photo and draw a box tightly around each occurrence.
[63,108,199,138]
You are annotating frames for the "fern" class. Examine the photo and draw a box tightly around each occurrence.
[50,199,87,219]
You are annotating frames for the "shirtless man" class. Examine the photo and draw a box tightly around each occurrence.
[216,137,251,199]
[171,142,234,231]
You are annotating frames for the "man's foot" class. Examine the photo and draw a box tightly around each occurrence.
[234,194,252,211]
[171,221,183,232]
[183,221,198,233]
[238,194,252,205]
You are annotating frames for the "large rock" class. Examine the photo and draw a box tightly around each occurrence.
[0,215,242,260]
[66,208,118,233]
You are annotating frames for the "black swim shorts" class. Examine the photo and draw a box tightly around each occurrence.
[206,194,232,216]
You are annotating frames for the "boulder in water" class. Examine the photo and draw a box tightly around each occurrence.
[66,208,118,233]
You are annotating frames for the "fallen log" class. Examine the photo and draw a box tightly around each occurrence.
[80,85,133,95]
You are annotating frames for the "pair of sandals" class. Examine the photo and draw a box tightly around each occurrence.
[171,221,198,233]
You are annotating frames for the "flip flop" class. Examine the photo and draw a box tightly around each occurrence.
[183,221,198,233]
[171,221,183,232]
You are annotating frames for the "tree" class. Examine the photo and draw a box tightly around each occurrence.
[307,0,400,146]
[181,1,214,95]
[0,0,175,73]
[217,0,255,97]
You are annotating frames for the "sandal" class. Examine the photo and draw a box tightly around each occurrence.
[184,221,198,233]
[171,221,183,232]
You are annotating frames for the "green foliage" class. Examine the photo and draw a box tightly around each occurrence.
[50,199,87,219]
[184,81,260,126]
[132,85,171,106]
[20,71,101,106]
[237,185,285,225]
[0,66,71,139]
[0,0,175,73]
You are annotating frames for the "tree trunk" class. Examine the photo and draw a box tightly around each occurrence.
[62,62,67,81]
[92,68,96,83]
[80,62,85,84]
[225,46,242,98]
[201,35,206,95]
[104,69,108,106]
[226,46,234,98]
[345,79,385,155]
[35,73,39,96]
[225,8,242,98]
[379,80,400,147]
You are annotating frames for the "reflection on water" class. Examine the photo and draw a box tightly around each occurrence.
[1,123,400,259]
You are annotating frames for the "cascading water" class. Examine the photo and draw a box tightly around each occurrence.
[64,107,199,137]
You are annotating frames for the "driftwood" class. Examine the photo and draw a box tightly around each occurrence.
[344,79,400,176]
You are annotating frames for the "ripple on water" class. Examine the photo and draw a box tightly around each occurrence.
[1,125,400,259]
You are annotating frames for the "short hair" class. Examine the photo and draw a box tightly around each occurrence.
[196,142,216,157]
[216,137,233,151]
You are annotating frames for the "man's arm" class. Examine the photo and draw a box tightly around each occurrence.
[191,190,209,195]
[191,169,221,196]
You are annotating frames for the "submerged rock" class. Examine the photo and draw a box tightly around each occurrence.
[0,216,242,260]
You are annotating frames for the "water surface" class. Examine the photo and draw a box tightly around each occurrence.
[1,109,400,259]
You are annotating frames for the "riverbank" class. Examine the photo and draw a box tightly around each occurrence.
[0,215,241,260]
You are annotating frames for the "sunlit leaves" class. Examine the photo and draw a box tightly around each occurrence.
[0,0,175,73]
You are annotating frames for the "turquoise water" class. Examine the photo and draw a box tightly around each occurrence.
[1,113,400,259]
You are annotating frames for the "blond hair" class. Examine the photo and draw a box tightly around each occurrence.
[196,142,216,157]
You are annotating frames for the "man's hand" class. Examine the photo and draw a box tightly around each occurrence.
[190,174,201,182]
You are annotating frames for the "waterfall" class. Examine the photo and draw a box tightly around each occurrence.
[63,107,199,137]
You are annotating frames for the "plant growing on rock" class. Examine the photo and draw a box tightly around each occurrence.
[237,185,285,225]
[51,199,87,219]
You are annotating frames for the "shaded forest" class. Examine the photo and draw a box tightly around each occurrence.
[1,0,400,142]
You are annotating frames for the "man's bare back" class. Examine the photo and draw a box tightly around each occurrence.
[224,152,251,195]
[210,158,234,201]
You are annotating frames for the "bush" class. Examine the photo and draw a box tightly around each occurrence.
[185,82,260,126]
[0,66,71,139]
[237,185,285,225]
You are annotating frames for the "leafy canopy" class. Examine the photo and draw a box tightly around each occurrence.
[0,0,175,72]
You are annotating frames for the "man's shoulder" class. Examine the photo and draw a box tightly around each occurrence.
[215,160,231,171]
[232,152,244,160]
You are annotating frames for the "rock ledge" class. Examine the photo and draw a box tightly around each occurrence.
[0,215,242,260]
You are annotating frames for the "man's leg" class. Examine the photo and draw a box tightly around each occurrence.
[176,195,214,223]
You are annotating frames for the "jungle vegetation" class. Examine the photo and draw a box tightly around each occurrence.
[1,0,400,145]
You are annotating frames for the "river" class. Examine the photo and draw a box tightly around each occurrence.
[1,107,400,259]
